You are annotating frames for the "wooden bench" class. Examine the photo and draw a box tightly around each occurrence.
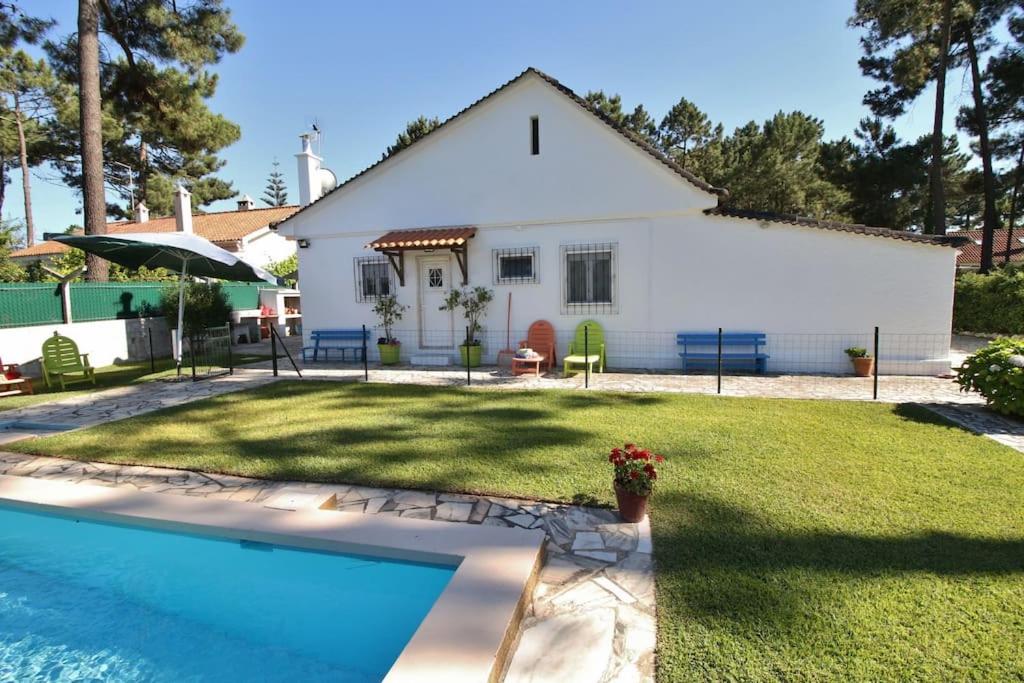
[302,329,368,362]
[677,332,769,374]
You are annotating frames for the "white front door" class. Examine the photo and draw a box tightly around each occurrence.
[418,257,453,348]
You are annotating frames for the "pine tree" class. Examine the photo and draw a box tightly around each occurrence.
[384,116,441,158]
[262,160,288,207]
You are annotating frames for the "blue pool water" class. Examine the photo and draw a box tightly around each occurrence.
[0,503,455,681]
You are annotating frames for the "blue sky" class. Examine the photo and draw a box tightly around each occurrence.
[9,0,978,236]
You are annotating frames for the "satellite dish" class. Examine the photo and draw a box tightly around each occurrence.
[319,167,338,194]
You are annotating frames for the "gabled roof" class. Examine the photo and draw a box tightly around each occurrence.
[11,205,299,259]
[273,67,726,230]
[954,228,1024,266]
[704,207,967,248]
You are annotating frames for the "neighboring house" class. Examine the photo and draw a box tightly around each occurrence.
[11,189,298,270]
[273,68,964,375]
[954,229,1024,270]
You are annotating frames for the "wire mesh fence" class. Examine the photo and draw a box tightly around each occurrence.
[288,325,966,403]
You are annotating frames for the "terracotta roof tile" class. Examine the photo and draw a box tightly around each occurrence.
[11,205,299,259]
[705,207,966,247]
[955,229,1024,266]
[367,226,477,249]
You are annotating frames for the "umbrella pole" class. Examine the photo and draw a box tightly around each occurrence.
[176,259,188,376]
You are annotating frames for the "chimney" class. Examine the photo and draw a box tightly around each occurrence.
[236,194,255,211]
[296,133,322,207]
[135,201,149,223]
[173,183,193,234]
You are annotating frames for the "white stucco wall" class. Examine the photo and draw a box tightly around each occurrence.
[238,229,296,268]
[278,72,957,375]
[1,317,172,377]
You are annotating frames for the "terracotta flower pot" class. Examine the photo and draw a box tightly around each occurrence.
[378,343,401,365]
[852,357,875,377]
[614,481,649,523]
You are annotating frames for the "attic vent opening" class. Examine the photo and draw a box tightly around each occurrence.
[530,116,539,155]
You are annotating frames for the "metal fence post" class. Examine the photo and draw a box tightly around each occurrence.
[717,327,723,395]
[465,325,471,387]
[190,334,197,380]
[227,333,234,376]
[148,327,155,374]
[270,325,279,377]
[584,324,590,389]
[362,324,369,382]
[873,326,879,400]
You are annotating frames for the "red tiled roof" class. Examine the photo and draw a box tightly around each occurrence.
[955,229,1024,266]
[367,226,477,250]
[11,205,299,259]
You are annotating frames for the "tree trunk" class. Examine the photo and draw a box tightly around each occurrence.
[929,0,953,235]
[78,0,108,281]
[138,139,147,209]
[1006,143,1024,265]
[966,27,1000,273]
[14,94,35,247]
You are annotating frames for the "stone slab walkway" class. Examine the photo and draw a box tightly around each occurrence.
[0,369,276,437]
[923,403,1024,453]
[0,452,655,683]
[248,360,981,405]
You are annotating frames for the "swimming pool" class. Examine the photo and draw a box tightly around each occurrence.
[0,502,455,681]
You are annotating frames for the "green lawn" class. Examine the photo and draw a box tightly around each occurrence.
[0,354,271,412]
[10,382,1023,680]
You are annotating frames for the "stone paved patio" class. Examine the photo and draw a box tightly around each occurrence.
[0,369,276,439]
[0,452,655,683]
[250,359,983,404]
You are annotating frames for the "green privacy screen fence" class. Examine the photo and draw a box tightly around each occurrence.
[0,282,269,329]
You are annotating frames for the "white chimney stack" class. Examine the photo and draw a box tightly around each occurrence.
[236,194,255,211]
[173,183,193,234]
[296,133,322,207]
[135,201,149,223]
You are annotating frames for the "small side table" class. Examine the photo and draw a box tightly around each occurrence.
[511,356,544,377]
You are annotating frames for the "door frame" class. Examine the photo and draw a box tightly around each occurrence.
[417,255,454,349]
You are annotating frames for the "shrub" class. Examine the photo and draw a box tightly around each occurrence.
[955,338,1024,417]
[844,347,869,358]
[954,266,1024,334]
[159,282,233,337]
[439,286,494,346]
[372,295,407,344]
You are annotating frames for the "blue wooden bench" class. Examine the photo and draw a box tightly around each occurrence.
[676,332,769,374]
[302,329,368,362]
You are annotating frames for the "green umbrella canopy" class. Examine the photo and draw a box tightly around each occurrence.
[49,232,279,283]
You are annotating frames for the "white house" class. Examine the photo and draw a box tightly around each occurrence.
[12,187,298,271]
[273,68,962,375]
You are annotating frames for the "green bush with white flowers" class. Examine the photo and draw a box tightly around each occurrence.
[955,338,1024,417]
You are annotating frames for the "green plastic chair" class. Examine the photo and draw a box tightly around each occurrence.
[41,332,96,391]
[562,320,606,377]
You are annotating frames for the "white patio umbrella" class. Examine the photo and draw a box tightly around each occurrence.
[49,232,279,371]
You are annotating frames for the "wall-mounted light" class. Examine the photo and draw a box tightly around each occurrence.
[298,239,310,249]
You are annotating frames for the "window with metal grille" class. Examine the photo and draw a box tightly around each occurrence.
[561,243,617,313]
[354,256,394,302]
[493,247,538,284]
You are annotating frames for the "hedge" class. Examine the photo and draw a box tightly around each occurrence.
[953,267,1024,334]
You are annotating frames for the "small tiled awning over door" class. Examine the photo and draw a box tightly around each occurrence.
[366,226,476,286]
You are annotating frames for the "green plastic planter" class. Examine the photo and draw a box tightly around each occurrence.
[378,343,401,365]
[459,344,482,368]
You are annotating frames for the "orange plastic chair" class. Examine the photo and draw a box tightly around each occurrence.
[514,320,557,375]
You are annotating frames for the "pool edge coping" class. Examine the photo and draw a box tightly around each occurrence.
[0,474,546,683]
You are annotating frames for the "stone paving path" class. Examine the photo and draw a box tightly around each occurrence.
[250,360,982,405]
[0,452,655,683]
[923,402,1024,453]
[0,369,276,436]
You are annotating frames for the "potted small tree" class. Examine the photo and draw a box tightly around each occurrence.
[844,347,874,377]
[373,295,407,365]
[440,286,494,367]
[609,444,664,523]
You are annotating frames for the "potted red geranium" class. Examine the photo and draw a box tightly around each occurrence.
[609,443,664,523]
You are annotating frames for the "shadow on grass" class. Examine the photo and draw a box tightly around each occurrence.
[654,489,1024,632]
